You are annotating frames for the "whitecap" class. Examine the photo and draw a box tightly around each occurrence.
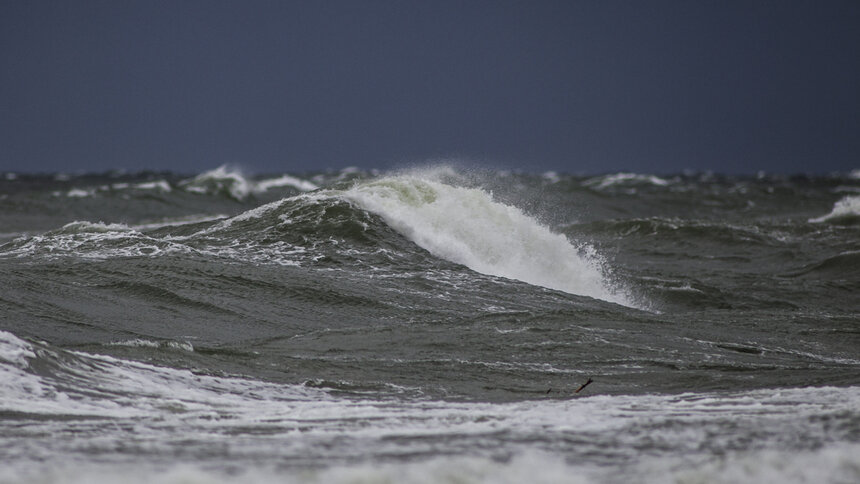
[584,172,671,190]
[66,188,96,198]
[134,180,172,192]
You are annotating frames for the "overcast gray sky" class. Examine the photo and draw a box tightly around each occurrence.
[1,0,858,175]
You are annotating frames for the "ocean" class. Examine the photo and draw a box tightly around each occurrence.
[1,165,858,483]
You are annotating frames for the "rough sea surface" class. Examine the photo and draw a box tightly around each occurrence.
[1,165,859,483]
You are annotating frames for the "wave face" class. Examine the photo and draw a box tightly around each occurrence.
[1,166,859,483]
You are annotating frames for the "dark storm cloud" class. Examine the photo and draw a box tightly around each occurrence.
[1,0,858,174]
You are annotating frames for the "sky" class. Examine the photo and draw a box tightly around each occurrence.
[1,0,858,175]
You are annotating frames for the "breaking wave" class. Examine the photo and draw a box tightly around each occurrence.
[341,174,634,306]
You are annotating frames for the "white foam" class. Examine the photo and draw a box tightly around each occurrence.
[340,175,634,306]
[809,195,860,223]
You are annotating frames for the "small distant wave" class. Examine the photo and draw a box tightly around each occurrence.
[256,174,319,193]
[179,165,318,200]
[132,180,172,192]
[37,168,321,202]
[180,165,256,200]
[66,188,96,198]
[583,172,672,191]
[809,195,860,224]
[55,180,173,198]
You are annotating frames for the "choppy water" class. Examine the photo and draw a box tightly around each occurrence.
[1,165,859,483]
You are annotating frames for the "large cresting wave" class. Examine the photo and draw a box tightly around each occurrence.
[339,174,634,307]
